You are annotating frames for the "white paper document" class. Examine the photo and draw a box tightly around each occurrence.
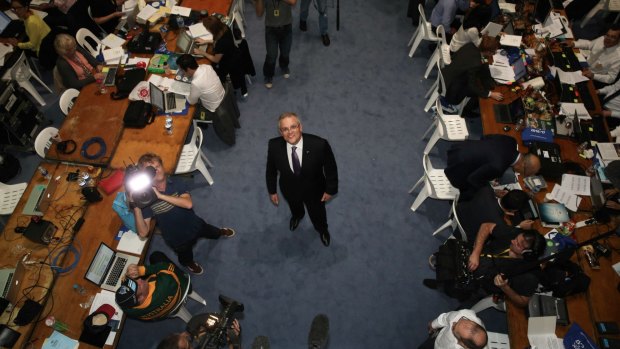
[102,47,124,64]
[101,34,126,49]
[171,5,191,16]
[481,22,503,37]
[555,68,589,84]
[561,173,591,196]
[498,2,516,12]
[188,23,213,40]
[528,316,562,349]
[136,4,158,23]
[597,142,620,161]
[550,184,582,212]
[500,34,522,47]
[116,230,147,256]
[490,64,516,82]
[560,103,591,120]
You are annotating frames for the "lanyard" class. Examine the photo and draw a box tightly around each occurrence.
[480,248,512,259]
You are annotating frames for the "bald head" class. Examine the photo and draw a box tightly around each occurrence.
[454,318,488,349]
[513,153,540,177]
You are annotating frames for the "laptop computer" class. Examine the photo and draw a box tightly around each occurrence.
[494,98,525,124]
[84,242,139,292]
[22,178,60,216]
[590,175,605,210]
[103,55,123,87]
[0,11,24,38]
[149,82,187,113]
[0,261,27,304]
[528,294,570,326]
[176,30,195,54]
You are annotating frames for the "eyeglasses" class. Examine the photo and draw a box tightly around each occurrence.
[279,124,300,133]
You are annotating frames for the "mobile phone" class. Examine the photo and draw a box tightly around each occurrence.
[599,337,620,349]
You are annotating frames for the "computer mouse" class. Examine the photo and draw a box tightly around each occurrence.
[503,125,511,132]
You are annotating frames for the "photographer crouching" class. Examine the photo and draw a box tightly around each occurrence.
[157,295,244,349]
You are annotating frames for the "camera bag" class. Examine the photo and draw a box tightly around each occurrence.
[123,100,155,128]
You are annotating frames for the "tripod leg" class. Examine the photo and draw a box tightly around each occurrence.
[336,0,339,30]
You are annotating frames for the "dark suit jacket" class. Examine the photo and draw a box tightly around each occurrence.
[445,134,519,195]
[266,133,338,201]
[455,185,506,242]
[441,43,495,104]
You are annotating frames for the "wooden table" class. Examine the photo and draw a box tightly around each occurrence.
[181,0,233,15]
[480,87,620,348]
[0,162,101,349]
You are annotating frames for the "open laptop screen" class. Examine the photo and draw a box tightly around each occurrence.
[149,82,165,111]
[85,243,115,285]
[0,11,11,33]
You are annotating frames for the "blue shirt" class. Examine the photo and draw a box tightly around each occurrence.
[141,177,203,248]
[430,0,470,29]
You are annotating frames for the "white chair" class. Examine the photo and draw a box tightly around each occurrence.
[580,0,620,28]
[59,88,80,116]
[409,154,460,212]
[0,182,27,216]
[175,122,215,185]
[431,196,467,241]
[424,25,451,79]
[472,294,506,313]
[1,51,53,106]
[408,4,440,58]
[422,100,469,155]
[76,28,102,58]
[34,127,59,158]
[170,275,207,323]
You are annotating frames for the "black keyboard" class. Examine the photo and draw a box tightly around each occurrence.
[587,117,611,142]
[2,272,14,297]
[166,93,176,110]
[104,257,127,286]
[563,47,581,71]
[576,81,596,111]
[552,47,582,72]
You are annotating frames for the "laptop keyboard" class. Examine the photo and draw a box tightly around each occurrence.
[104,257,127,286]
[104,67,118,86]
[576,82,596,110]
[166,93,176,110]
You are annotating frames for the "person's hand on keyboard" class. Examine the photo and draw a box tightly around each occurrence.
[582,68,594,79]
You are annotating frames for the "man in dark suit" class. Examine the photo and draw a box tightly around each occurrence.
[266,112,338,247]
[440,36,503,112]
[444,134,540,199]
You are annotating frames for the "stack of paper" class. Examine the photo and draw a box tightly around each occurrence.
[171,5,191,16]
[102,47,124,64]
[117,230,147,256]
[136,4,158,24]
[550,67,590,84]
[596,142,620,164]
[188,23,213,41]
[549,183,582,211]
[101,34,126,49]
[500,34,522,47]
[527,316,563,349]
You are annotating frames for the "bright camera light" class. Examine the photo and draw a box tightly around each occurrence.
[126,173,152,192]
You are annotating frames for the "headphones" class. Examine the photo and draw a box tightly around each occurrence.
[56,140,77,154]
[521,248,535,261]
[81,137,107,160]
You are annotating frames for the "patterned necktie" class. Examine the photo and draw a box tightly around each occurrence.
[291,146,301,176]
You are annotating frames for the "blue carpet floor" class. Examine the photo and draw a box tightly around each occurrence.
[2,0,609,348]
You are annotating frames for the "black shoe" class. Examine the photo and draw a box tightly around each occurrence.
[290,217,302,231]
[300,20,307,31]
[423,279,438,289]
[308,314,329,349]
[321,34,330,46]
[320,230,330,247]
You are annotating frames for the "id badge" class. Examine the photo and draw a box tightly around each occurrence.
[274,9,280,16]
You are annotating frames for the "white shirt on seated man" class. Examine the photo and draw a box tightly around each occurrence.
[176,53,225,112]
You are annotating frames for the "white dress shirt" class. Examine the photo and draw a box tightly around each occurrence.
[574,36,620,84]
[286,137,303,173]
[431,309,484,349]
[188,65,225,112]
[599,78,620,118]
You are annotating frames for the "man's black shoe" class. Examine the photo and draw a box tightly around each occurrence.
[423,279,438,289]
[290,217,302,231]
[300,20,307,31]
[321,34,330,46]
[320,230,330,247]
[308,314,329,349]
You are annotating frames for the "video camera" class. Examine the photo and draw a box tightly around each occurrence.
[125,164,157,208]
[199,295,244,349]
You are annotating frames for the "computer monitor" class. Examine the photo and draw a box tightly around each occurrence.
[149,82,165,111]
[534,0,552,24]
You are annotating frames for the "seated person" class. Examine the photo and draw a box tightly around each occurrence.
[115,251,189,321]
[0,0,57,69]
[457,186,534,242]
[600,160,620,216]
[440,36,503,113]
[54,33,104,90]
[157,316,241,349]
[595,76,620,135]
[449,0,491,53]
[194,16,248,98]
[91,0,126,35]
[566,24,620,88]
[430,0,472,39]
[418,309,487,349]
[425,227,546,307]
[177,54,225,114]
[445,134,541,199]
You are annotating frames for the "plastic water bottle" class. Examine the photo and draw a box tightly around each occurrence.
[73,283,86,295]
[45,316,68,332]
[38,166,51,180]
[96,77,107,95]
[165,116,173,135]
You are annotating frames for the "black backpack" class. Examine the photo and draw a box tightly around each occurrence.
[0,152,20,182]
[111,68,147,100]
